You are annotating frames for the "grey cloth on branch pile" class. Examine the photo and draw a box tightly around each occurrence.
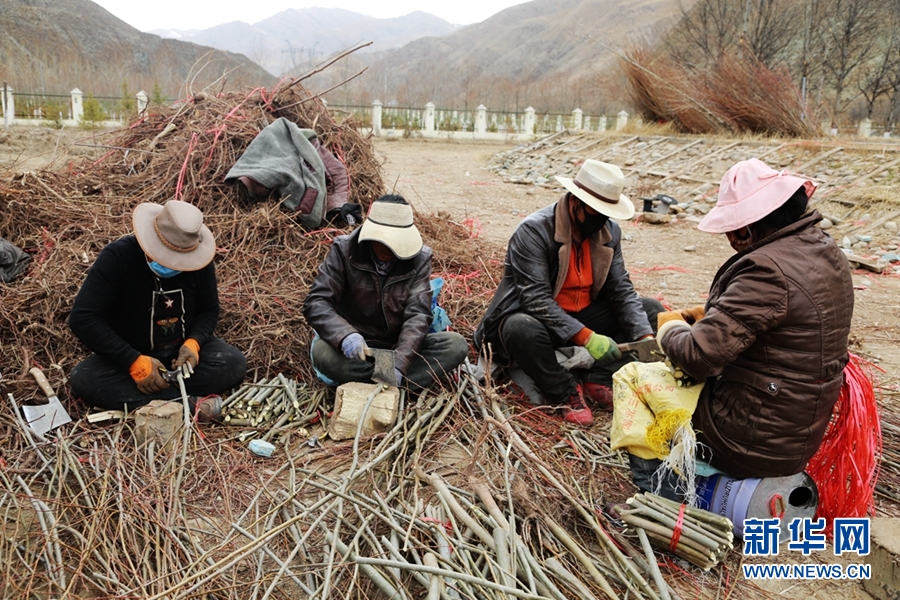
[224,117,348,229]
[0,237,31,282]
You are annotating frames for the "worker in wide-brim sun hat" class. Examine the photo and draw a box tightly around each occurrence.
[303,194,468,394]
[132,199,216,271]
[641,157,854,497]
[68,199,246,419]
[473,159,665,428]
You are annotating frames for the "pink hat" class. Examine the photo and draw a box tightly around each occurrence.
[699,158,817,234]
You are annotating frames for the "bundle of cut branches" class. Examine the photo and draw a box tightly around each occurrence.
[619,492,734,571]
[621,46,818,138]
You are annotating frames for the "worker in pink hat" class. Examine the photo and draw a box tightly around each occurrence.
[630,158,854,495]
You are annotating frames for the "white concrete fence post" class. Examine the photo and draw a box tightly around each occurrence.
[475,105,487,135]
[2,85,13,127]
[616,110,629,131]
[572,108,583,131]
[425,102,435,133]
[556,114,563,131]
[136,90,149,116]
[372,100,382,136]
[598,115,607,131]
[584,115,591,131]
[71,88,84,123]
[524,107,535,134]
[858,118,872,138]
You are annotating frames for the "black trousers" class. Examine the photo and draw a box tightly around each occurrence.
[311,331,469,393]
[498,297,663,404]
[70,338,247,411]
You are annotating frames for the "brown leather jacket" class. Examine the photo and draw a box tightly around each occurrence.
[659,211,854,478]
[302,229,433,375]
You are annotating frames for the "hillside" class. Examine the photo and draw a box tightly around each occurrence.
[313,0,687,113]
[0,0,275,99]
[153,8,459,77]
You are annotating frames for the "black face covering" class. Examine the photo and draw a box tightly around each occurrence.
[574,199,609,236]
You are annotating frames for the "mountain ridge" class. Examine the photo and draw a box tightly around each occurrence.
[152,8,460,77]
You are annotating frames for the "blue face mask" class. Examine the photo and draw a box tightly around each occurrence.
[147,260,182,278]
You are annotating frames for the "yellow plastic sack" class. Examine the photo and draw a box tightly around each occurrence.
[610,361,704,460]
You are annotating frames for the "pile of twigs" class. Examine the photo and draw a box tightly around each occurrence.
[2,366,746,599]
[621,46,818,138]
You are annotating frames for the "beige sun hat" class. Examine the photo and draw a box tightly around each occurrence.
[555,160,635,220]
[358,196,423,260]
[133,200,216,271]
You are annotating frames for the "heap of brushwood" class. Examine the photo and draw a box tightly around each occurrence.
[622,46,818,138]
[0,78,500,408]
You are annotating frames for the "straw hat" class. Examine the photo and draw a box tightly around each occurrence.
[358,197,423,260]
[699,158,817,234]
[555,160,635,221]
[133,200,216,271]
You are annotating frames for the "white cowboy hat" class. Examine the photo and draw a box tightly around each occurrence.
[358,196,423,260]
[133,200,216,271]
[555,159,635,221]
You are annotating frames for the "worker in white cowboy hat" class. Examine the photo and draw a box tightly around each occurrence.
[303,194,468,392]
[474,160,663,426]
[68,200,246,419]
[627,158,854,494]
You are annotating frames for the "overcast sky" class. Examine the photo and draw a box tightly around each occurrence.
[91,0,529,32]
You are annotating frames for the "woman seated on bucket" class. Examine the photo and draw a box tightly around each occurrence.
[627,158,854,498]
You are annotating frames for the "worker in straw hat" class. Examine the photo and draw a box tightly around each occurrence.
[621,158,854,497]
[474,160,664,426]
[303,194,468,392]
[68,200,247,419]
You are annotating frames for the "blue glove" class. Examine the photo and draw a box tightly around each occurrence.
[341,333,367,361]
[394,369,404,387]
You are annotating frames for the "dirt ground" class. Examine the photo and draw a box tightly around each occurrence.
[3,127,898,598]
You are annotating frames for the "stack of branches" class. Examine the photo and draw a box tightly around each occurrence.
[1,368,747,599]
[0,73,502,407]
[622,46,818,138]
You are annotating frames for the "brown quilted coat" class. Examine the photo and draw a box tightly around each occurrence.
[660,211,854,478]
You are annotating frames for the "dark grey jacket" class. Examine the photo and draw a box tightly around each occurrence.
[302,229,433,375]
[474,198,652,364]
[659,211,854,478]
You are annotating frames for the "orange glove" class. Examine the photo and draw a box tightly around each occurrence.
[657,310,686,329]
[130,355,169,394]
[681,306,705,325]
[172,338,200,370]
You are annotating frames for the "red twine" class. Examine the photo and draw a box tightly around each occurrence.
[806,353,883,536]
[669,503,686,551]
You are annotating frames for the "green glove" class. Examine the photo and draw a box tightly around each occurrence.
[584,333,622,364]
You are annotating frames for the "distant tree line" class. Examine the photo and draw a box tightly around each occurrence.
[660,0,900,132]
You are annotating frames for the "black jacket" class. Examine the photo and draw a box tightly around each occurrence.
[68,236,220,371]
[302,229,433,375]
[474,198,652,364]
